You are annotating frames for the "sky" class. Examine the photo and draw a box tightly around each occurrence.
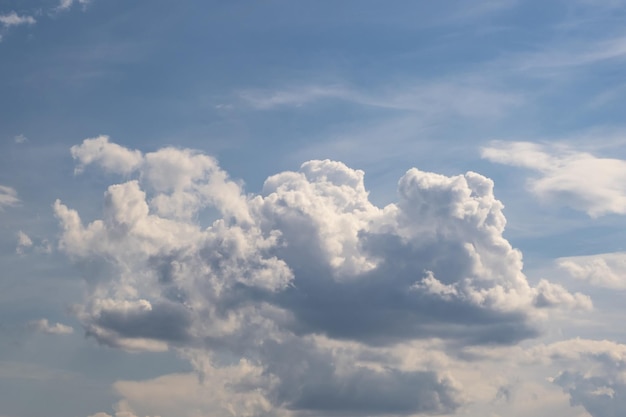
[2,1,626,416]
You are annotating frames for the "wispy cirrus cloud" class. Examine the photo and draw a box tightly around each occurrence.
[238,81,522,119]
[515,36,626,72]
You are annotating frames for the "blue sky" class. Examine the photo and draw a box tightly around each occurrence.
[3,1,626,417]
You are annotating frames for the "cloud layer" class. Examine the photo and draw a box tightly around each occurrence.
[57,137,590,416]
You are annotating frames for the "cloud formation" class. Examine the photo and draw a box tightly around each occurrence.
[58,137,589,416]
[0,12,35,28]
[16,231,33,255]
[58,0,90,11]
[29,319,74,335]
[558,252,626,289]
[482,141,626,217]
[0,185,19,209]
[536,338,626,417]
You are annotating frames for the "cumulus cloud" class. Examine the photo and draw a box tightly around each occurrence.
[109,363,280,417]
[16,231,33,255]
[534,338,626,417]
[29,319,74,335]
[57,137,588,416]
[13,134,27,143]
[15,231,53,255]
[87,400,159,417]
[533,279,592,310]
[482,141,626,217]
[558,252,626,289]
[71,135,143,175]
[57,0,90,11]
[0,185,19,209]
[0,12,35,27]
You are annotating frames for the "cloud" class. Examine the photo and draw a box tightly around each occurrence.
[0,185,19,209]
[239,81,522,119]
[558,252,626,289]
[533,279,592,311]
[13,134,27,144]
[15,231,33,255]
[15,231,53,255]
[57,0,90,11]
[56,137,588,416]
[517,35,626,72]
[482,141,626,217]
[108,365,280,417]
[71,135,144,175]
[28,319,74,335]
[534,338,626,417]
[0,12,35,27]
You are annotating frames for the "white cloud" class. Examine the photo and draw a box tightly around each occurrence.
[533,338,626,417]
[15,231,53,255]
[533,279,592,311]
[0,12,35,27]
[482,141,626,217]
[58,0,74,10]
[57,0,91,11]
[13,134,27,144]
[71,135,143,175]
[29,319,74,335]
[110,364,279,417]
[0,185,19,209]
[55,137,589,416]
[15,231,33,255]
[558,252,626,289]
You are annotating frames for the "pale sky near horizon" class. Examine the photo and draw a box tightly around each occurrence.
[2,1,626,417]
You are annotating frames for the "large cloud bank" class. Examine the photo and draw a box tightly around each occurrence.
[56,136,590,416]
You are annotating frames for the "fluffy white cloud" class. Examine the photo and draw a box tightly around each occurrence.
[558,252,626,289]
[71,135,143,175]
[482,141,626,217]
[0,185,19,209]
[0,12,35,27]
[57,137,589,416]
[533,279,592,310]
[16,231,33,255]
[29,319,74,335]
